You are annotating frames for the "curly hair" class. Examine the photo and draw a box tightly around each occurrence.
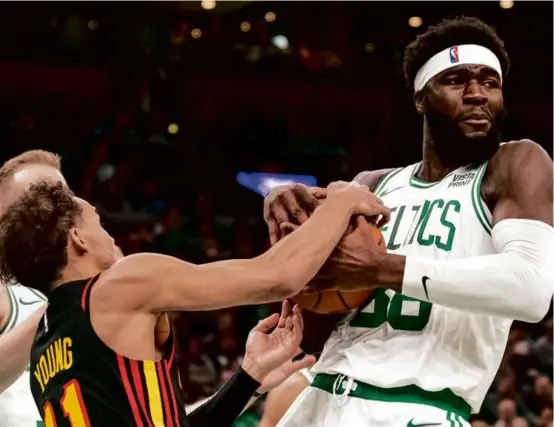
[403,16,511,92]
[0,181,81,294]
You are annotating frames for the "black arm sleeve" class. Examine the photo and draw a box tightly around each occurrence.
[187,368,260,426]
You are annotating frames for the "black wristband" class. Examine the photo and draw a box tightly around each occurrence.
[187,367,261,426]
[236,367,262,392]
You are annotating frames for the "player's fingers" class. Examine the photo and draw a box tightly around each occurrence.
[280,222,299,236]
[267,220,281,246]
[278,300,291,328]
[378,209,391,227]
[291,314,303,343]
[354,215,369,228]
[368,198,391,223]
[294,186,322,211]
[289,354,317,373]
[292,304,304,331]
[285,313,294,331]
[280,191,310,224]
[253,313,279,333]
[360,203,390,219]
[309,186,327,200]
[376,212,391,228]
[270,200,293,229]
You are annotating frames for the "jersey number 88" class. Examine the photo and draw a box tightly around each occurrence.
[350,289,433,331]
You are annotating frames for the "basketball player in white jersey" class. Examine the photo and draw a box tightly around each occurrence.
[0,151,65,426]
[264,17,553,426]
[0,284,47,426]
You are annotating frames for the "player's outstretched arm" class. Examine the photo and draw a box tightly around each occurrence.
[360,140,554,322]
[101,182,389,312]
[0,301,46,392]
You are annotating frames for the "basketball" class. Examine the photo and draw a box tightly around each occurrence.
[292,221,386,314]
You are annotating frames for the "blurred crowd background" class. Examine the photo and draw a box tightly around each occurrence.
[0,1,551,426]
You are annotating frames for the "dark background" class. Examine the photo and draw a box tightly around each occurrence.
[0,2,551,426]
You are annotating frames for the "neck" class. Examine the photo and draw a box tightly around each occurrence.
[51,260,103,292]
[420,120,463,182]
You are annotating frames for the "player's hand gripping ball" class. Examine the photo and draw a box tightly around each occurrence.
[266,182,389,314]
[292,216,387,314]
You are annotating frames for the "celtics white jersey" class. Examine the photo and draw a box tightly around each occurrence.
[0,284,46,427]
[313,162,512,413]
[298,368,315,384]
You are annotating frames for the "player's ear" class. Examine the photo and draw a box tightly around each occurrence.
[68,228,89,255]
[414,92,425,116]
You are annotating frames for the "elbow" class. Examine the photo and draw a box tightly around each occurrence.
[276,271,306,299]
[519,304,550,324]
[520,297,552,324]
[256,252,308,299]
[517,277,553,323]
[265,262,307,299]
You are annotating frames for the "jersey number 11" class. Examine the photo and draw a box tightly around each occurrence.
[37,379,91,427]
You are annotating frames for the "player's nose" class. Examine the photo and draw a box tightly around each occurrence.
[462,80,488,105]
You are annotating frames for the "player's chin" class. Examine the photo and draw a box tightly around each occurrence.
[459,123,491,139]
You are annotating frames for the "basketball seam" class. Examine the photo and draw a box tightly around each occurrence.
[313,291,323,311]
[335,291,352,311]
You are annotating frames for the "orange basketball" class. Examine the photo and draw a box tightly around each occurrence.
[293,222,386,314]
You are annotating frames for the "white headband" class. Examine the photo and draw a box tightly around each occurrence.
[413,44,503,93]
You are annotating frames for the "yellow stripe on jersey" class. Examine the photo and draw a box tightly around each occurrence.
[143,360,165,427]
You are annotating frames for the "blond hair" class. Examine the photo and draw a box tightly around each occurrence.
[0,150,61,189]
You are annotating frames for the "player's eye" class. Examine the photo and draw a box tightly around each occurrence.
[446,76,464,85]
[483,80,499,88]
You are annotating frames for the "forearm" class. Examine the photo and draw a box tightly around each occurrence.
[114,197,355,311]
[0,305,46,392]
[374,219,554,322]
[187,368,260,426]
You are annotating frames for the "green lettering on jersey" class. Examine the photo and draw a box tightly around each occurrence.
[383,198,461,253]
[417,199,444,246]
[408,202,429,244]
[386,206,405,250]
[436,200,460,251]
[350,290,433,332]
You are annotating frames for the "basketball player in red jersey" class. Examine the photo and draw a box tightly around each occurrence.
[0,151,314,427]
[0,171,387,426]
[0,150,172,404]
